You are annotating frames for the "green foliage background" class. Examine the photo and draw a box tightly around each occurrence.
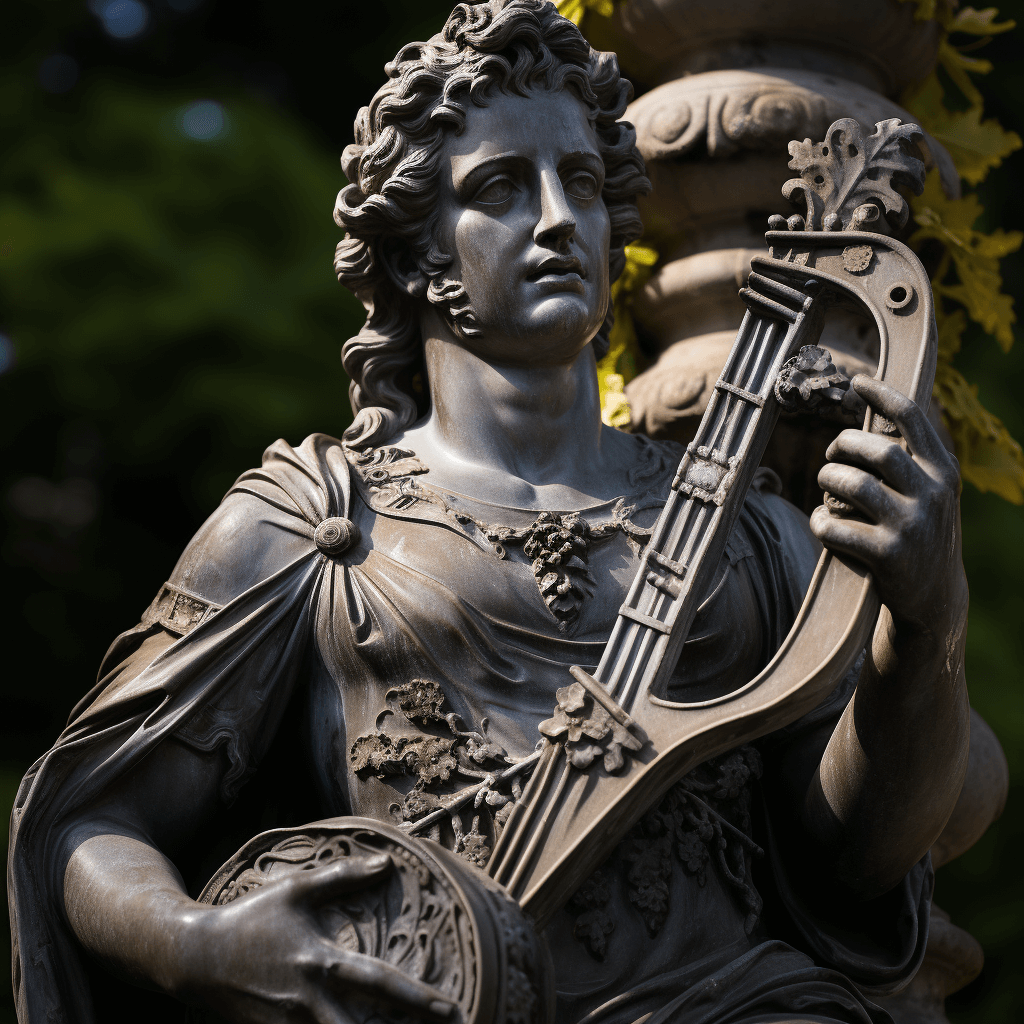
[0,1,1021,1020]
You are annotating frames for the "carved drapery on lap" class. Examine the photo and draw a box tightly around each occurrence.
[566,745,764,961]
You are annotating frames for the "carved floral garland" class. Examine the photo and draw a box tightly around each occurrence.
[538,679,644,772]
[345,443,656,630]
[350,678,532,867]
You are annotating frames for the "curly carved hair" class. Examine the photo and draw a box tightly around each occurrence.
[334,0,650,449]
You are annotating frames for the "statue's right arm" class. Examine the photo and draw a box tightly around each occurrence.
[57,493,454,1024]
[61,743,451,1023]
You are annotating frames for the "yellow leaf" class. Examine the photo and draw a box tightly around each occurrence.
[904,74,1021,185]
[556,0,585,24]
[905,163,1024,501]
[910,172,1022,350]
[941,283,1017,349]
[904,72,949,134]
[624,243,658,267]
[600,373,632,428]
[896,0,939,22]
[934,362,1024,504]
[910,176,1021,256]
[940,40,994,75]
[936,307,967,361]
[939,130,1022,187]
[612,243,659,300]
[598,243,659,428]
[948,6,1016,35]
[960,445,1024,503]
[938,40,989,107]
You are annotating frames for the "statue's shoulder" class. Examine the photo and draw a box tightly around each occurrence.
[627,431,809,520]
[165,432,352,607]
[619,431,682,496]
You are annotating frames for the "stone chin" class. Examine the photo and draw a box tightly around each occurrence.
[512,294,605,367]
[444,285,604,368]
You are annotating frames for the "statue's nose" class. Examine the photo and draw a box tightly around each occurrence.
[534,171,576,247]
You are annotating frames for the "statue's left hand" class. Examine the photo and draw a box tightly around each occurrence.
[798,377,970,893]
[809,374,967,636]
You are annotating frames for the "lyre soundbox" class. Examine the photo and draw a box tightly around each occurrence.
[199,118,938,1024]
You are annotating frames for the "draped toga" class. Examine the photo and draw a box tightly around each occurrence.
[8,432,931,1024]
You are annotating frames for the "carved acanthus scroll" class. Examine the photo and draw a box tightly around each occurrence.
[780,117,926,234]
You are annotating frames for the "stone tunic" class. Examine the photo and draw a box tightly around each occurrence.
[8,433,930,1024]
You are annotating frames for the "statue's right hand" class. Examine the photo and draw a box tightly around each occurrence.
[173,853,455,1024]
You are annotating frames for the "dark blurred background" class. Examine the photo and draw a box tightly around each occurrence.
[1,0,1021,1021]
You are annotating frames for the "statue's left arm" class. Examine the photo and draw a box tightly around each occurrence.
[782,374,970,898]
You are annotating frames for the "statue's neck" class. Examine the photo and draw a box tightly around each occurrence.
[424,334,603,480]
[397,316,618,508]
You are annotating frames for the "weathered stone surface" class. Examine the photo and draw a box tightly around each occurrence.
[614,0,944,96]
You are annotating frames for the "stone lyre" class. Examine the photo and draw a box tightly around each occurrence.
[484,117,939,927]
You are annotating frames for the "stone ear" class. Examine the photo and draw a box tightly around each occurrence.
[381,239,429,299]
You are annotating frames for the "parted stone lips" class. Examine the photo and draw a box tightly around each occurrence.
[528,254,585,281]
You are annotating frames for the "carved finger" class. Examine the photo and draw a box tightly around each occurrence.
[290,854,392,905]
[851,375,953,474]
[825,429,918,494]
[817,462,904,523]
[809,505,891,567]
[325,950,455,1019]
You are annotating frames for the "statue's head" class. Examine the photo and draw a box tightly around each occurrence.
[334,0,649,449]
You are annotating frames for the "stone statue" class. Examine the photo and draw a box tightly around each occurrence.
[8,3,973,1023]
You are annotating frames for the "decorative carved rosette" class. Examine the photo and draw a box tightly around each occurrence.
[199,818,556,1024]
[774,345,867,424]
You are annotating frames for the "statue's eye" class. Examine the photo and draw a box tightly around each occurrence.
[474,177,517,206]
[565,172,599,201]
